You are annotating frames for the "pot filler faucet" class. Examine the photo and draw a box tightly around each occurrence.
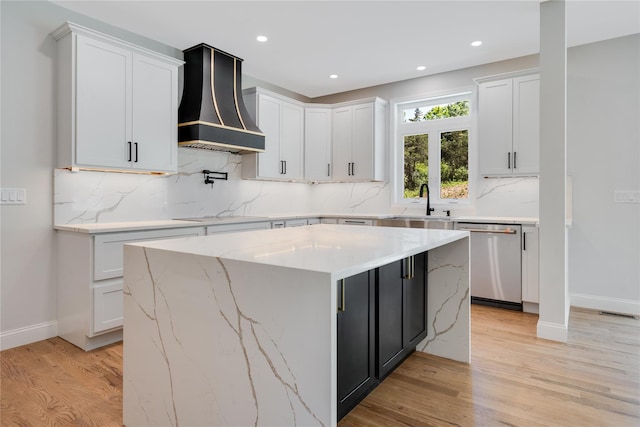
[419,183,435,216]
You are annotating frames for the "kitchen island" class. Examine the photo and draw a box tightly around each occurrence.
[123,224,469,426]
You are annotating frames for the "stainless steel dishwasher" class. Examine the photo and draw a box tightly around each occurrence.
[456,222,522,310]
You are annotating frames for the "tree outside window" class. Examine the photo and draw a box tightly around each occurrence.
[402,99,470,201]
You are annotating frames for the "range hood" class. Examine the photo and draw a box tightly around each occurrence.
[178,43,265,153]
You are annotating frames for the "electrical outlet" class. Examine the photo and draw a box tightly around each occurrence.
[614,190,640,204]
[0,188,27,205]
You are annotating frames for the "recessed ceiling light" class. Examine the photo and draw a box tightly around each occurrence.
[471,40,483,47]
[329,74,338,79]
[256,35,268,42]
[416,65,426,71]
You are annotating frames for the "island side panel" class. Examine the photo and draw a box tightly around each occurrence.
[123,245,335,427]
[417,236,470,363]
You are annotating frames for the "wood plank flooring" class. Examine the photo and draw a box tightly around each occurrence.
[1,305,638,426]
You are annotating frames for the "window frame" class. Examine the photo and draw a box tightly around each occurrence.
[391,88,476,210]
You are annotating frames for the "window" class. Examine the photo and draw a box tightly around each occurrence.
[397,93,471,205]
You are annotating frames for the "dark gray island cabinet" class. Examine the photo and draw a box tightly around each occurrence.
[337,253,428,420]
[123,225,469,427]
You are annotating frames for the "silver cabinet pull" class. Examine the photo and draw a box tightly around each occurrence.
[507,152,511,169]
[459,228,517,234]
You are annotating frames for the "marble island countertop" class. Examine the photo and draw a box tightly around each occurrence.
[123,223,471,426]
[54,213,539,234]
[128,224,469,281]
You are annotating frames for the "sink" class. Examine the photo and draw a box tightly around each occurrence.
[374,216,454,230]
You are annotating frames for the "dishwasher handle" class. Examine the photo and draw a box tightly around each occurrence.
[458,227,517,234]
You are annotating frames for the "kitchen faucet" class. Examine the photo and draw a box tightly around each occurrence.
[419,183,435,216]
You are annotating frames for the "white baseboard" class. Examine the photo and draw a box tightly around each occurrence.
[537,320,568,342]
[571,293,640,316]
[0,321,58,351]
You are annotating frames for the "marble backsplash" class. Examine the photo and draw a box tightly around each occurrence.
[54,148,538,225]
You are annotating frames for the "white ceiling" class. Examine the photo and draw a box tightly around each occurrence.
[50,0,640,98]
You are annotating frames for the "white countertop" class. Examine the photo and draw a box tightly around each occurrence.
[54,213,538,234]
[128,224,469,279]
[53,216,272,233]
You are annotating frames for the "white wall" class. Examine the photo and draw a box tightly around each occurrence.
[567,34,640,314]
[0,0,179,349]
[1,1,60,346]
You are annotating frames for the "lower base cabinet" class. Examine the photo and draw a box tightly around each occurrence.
[377,252,428,379]
[337,252,428,420]
[337,270,377,420]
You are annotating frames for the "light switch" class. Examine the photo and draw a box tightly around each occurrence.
[614,190,640,204]
[0,188,27,205]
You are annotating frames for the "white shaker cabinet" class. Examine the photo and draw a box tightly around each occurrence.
[478,73,539,176]
[332,99,387,181]
[57,226,204,351]
[242,88,304,180]
[304,107,333,181]
[53,22,182,174]
[521,225,540,308]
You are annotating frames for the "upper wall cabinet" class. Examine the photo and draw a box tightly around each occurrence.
[304,106,333,182]
[242,88,304,181]
[332,98,387,182]
[477,72,540,176]
[53,22,183,174]
[241,88,388,183]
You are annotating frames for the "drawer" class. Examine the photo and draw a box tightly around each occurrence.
[206,222,271,235]
[285,219,308,227]
[92,282,123,335]
[93,227,204,281]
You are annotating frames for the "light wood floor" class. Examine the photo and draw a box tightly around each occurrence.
[1,305,638,426]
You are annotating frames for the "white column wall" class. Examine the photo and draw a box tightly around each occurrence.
[537,0,570,342]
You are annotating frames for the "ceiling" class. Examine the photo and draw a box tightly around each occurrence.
[50,1,640,98]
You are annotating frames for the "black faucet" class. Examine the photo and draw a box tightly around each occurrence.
[419,183,435,216]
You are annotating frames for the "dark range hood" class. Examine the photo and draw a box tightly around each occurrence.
[178,44,265,153]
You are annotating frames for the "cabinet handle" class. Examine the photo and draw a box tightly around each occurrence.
[338,279,346,312]
[327,163,331,177]
[283,160,287,175]
[402,256,415,280]
[513,151,517,169]
[343,220,366,225]
[351,162,355,176]
[523,232,527,251]
[411,256,415,279]
[507,152,511,169]
[128,141,132,162]
[134,142,138,163]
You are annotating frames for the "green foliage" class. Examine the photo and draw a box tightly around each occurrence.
[424,101,469,120]
[408,108,423,122]
[441,129,468,176]
[403,134,428,195]
[403,101,470,200]
[440,163,468,182]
